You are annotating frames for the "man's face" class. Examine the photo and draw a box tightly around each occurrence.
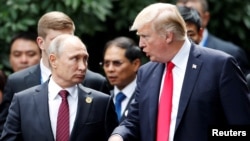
[177,0,210,28]
[137,23,172,63]
[9,38,41,72]
[103,46,140,90]
[186,21,203,44]
[51,40,89,88]
[37,29,74,57]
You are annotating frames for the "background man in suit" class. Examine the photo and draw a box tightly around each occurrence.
[177,5,203,44]
[176,0,250,75]
[0,70,7,104]
[102,36,142,122]
[9,31,41,72]
[0,34,118,141]
[0,11,109,135]
[108,3,250,141]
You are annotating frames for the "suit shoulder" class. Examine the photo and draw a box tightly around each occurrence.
[207,34,244,54]
[14,84,41,97]
[139,62,162,72]
[79,85,110,98]
[8,64,39,80]
[85,69,106,81]
[196,45,233,58]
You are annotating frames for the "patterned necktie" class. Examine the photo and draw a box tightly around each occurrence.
[115,92,126,121]
[56,90,69,141]
[156,62,175,141]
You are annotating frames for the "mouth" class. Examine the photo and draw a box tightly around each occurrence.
[107,76,117,82]
[75,74,84,79]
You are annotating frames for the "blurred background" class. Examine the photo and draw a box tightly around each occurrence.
[1,0,250,75]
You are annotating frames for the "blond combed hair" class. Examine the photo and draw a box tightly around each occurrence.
[130,3,186,41]
[37,11,75,38]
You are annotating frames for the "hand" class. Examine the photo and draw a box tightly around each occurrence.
[108,134,123,141]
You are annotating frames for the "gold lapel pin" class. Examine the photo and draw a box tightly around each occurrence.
[85,96,92,103]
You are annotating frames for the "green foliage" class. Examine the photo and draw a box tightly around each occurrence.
[0,0,114,72]
[0,0,250,74]
[206,0,250,52]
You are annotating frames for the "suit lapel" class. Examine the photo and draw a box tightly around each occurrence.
[120,91,136,121]
[33,80,54,141]
[174,44,203,131]
[70,84,92,140]
[148,63,165,135]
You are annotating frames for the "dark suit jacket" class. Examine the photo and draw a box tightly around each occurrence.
[0,81,118,141]
[112,44,250,141]
[205,32,250,74]
[110,90,136,122]
[0,64,110,135]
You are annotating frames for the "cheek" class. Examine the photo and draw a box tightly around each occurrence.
[119,66,132,76]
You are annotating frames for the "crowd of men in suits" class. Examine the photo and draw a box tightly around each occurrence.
[0,0,250,141]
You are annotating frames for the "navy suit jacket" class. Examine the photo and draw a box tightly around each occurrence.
[0,81,118,141]
[0,64,110,135]
[205,32,250,74]
[112,44,250,141]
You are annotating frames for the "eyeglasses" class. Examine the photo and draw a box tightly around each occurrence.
[100,60,124,68]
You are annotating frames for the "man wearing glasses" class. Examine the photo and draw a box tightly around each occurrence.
[102,36,142,122]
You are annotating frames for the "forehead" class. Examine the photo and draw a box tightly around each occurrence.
[11,39,39,50]
[186,22,199,31]
[45,29,73,41]
[136,23,153,35]
[104,46,126,59]
[62,40,88,56]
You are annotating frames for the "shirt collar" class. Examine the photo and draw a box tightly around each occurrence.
[48,77,78,100]
[171,37,191,70]
[114,77,137,98]
[40,59,51,83]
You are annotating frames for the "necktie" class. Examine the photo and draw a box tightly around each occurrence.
[115,92,126,121]
[156,62,175,141]
[56,90,69,141]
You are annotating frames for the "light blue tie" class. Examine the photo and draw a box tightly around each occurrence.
[115,92,126,121]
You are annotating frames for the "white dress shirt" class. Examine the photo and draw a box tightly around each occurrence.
[159,38,191,141]
[48,78,78,140]
[40,59,51,83]
[113,78,137,116]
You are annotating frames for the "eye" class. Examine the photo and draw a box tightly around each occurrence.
[27,51,37,57]
[113,60,123,67]
[12,52,21,57]
[103,61,110,68]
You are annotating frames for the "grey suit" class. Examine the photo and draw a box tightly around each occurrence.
[0,64,110,135]
[0,80,118,141]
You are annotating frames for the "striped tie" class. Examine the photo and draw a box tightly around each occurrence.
[56,90,69,141]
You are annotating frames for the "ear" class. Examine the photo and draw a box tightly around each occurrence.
[132,58,141,72]
[202,11,210,27]
[166,32,174,44]
[198,28,204,39]
[37,36,45,50]
[49,54,57,69]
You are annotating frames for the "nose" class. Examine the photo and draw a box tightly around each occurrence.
[104,63,115,72]
[139,37,145,48]
[79,60,87,72]
[20,55,28,63]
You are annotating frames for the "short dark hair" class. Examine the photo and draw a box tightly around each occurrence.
[10,31,38,51]
[103,36,142,62]
[177,5,202,30]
